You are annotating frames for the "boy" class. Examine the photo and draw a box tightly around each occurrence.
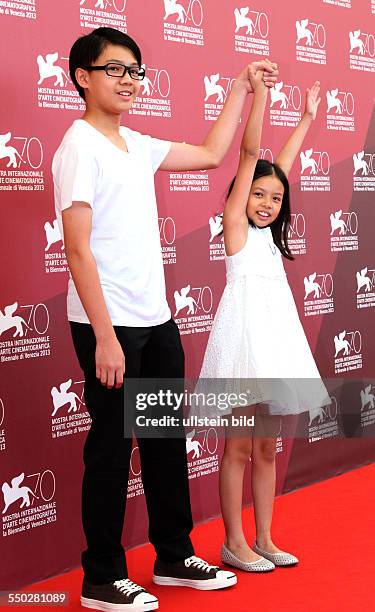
[53,27,278,611]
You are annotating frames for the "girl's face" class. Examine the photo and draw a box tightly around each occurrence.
[246,174,284,227]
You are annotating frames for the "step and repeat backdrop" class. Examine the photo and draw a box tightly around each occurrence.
[0,0,374,590]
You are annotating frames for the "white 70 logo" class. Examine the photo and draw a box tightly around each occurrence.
[270,83,302,110]
[304,273,333,299]
[360,32,375,56]
[187,427,218,458]
[184,0,204,26]
[334,330,361,357]
[140,68,171,98]
[353,152,375,176]
[158,217,176,245]
[349,30,375,56]
[330,211,358,236]
[356,267,375,293]
[246,9,269,37]
[12,136,43,169]
[19,303,50,336]
[174,285,213,316]
[0,133,43,169]
[288,213,306,238]
[2,470,56,514]
[300,150,330,175]
[186,286,212,314]
[234,7,269,37]
[0,302,49,339]
[164,0,204,27]
[296,20,326,47]
[307,21,326,47]
[326,89,354,115]
[23,470,56,504]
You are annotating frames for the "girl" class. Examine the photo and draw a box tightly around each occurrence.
[197,68,329,572]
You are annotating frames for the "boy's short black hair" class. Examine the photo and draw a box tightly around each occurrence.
[69,27,142,100]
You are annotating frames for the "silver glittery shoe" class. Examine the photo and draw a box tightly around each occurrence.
[221,544,275,572]
[252,541,299,566]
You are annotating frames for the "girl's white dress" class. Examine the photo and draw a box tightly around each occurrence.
[196,224,329,416]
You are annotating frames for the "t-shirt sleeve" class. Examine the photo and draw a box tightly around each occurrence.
[149,136,171,173]
[53,140,98,211]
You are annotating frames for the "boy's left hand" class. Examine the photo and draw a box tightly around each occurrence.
[237,59,278,93]
[305,81,321,120]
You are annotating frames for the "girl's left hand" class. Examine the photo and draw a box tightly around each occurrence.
[248,63,266,92]
[305,81,321,120]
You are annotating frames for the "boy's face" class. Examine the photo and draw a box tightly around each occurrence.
[78,44,141,114]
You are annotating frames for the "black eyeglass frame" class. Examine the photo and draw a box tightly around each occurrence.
[82,63,146,81]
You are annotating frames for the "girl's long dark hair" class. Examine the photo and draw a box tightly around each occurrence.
[227,159,294,260]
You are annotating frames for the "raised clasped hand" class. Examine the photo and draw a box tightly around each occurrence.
[237,58,278,93]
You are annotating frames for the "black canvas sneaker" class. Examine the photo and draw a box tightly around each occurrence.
[81,577,159,611]
[153,555,237,590]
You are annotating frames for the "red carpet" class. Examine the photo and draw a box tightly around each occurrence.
[18,463,375,612]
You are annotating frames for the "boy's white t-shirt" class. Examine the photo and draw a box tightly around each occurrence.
[52,119,172,327]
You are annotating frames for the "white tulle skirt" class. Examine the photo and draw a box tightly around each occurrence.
[194,272,330,417]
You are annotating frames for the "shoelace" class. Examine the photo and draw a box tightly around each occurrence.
[184,556,219,573]
[113,578,144,596]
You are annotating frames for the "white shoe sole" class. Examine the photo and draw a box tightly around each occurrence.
[152,574,237,590]
[222,559,274,573]
[81,596,159,611]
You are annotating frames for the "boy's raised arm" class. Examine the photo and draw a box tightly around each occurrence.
[159,59,278,172]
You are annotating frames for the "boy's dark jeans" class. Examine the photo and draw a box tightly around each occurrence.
[70,318,194,585]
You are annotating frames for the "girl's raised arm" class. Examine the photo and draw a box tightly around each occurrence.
[275,81,321,178]
[223,63,269,256]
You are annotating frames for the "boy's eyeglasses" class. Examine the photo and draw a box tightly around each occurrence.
[83,63,146,81]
